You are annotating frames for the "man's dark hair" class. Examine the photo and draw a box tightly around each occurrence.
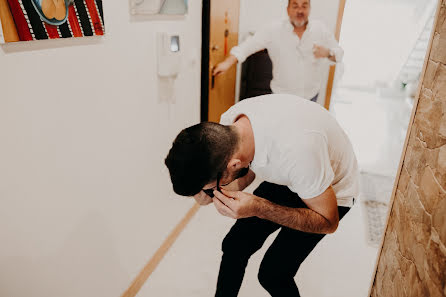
[165,122,239,196]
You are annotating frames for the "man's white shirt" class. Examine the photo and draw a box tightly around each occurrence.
[220,94,359,207]
[230,19,343,100]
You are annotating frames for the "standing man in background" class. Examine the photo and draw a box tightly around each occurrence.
[213,0,343,102]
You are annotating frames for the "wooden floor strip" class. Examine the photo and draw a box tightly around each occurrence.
[121,203,201,297]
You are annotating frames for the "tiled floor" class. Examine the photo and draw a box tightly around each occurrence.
[360,172,395,246]
[139,88,413,297]
[331,87,413,177]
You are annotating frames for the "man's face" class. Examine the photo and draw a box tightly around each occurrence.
[287,0,310,28]
[202,166,250,195]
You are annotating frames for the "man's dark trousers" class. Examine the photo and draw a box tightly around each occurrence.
[214,181,351,297]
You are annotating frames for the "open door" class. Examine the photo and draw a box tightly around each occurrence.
[201,0,240,123]
[323,0,346,110]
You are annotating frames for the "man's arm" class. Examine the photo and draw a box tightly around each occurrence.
[213,55,238,76]
[256,186,339,234]
[313,43,341,63]
[213,28,271,76]
[312,21,344,64]
[213,186,340,234]
[322,24,344,64]
[193,170,256,206]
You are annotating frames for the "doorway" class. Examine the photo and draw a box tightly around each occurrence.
[201,0,240,122]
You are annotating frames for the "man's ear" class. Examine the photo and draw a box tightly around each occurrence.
[226,158,242,172]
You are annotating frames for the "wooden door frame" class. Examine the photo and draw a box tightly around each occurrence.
[201,0,240,122]
[200,0,211,122]
[324,0,346,110]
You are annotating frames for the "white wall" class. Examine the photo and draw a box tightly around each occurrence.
[239,0,288,35]
[340,0,437,88]
[0,1,201,297]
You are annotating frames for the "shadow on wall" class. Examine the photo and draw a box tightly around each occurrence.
[0,36,102,54]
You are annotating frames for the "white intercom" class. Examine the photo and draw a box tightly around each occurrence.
[157,32,181,78]
[157,32,181,103]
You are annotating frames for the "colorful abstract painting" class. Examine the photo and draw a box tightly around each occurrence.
[0,0,104,43]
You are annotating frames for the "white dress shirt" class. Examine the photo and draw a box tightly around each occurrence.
[231,19,344,100]
[220,94,359,207]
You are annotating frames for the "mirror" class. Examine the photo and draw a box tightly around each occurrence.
[236,0,342,107]
[130,0,188,16]
[203,0,344,122]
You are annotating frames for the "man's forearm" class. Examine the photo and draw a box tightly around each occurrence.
[227,54,238,64]
[330,46,343,64]
[255,198,336,234]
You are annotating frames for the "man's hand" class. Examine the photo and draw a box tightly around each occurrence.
[212,188,260,219]
[213,55,238,76]
[193,191,213,206]
[312,44,330,59]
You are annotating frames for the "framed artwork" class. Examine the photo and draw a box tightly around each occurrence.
[130,0,187,16]
[0,0,104,43]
